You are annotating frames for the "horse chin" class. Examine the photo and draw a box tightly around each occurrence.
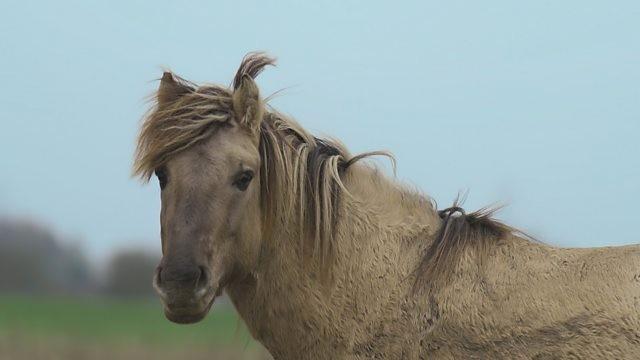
[163,292,217,324]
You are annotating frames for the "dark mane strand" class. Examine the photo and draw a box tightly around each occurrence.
[414,202,514,290]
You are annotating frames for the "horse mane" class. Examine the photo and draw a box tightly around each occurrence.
[133,52,389,265]
[414,199,525,290]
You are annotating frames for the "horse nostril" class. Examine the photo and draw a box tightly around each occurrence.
[196,266,209,288]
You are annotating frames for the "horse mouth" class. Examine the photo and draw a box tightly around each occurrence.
[164,295,216,324]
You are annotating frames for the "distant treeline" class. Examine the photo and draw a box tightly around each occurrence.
[0,218,158,298]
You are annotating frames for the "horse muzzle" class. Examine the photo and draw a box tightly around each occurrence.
[153,263,219,324]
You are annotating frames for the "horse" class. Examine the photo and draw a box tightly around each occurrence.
[134,52,640,359]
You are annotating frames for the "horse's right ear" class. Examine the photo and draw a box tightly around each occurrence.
[158,72,192,107]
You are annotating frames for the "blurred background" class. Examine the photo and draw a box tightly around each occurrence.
[0,0,638,359]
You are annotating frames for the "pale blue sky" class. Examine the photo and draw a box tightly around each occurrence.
[1,1,638,260]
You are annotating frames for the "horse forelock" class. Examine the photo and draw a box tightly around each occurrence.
[134,52,277,180]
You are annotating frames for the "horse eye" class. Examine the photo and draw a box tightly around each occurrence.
[233,170,254,191]
[155,167,168,190]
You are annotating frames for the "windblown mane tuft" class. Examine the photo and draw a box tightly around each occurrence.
[232,52,276,90]
[415,201,516,289]
[133,85,233,181]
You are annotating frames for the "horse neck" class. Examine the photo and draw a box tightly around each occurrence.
[273,161,441,276]
[228,162,442,354]
[342,164,440,235]
[327,164,443,287]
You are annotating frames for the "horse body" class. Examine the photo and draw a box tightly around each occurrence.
[431,240,640,359]
[134,53,640,359]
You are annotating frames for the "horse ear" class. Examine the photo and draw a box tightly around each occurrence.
[232,74,263,133]
[158,72,191,107]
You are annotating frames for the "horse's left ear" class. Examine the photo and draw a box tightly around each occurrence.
[232,74,263,133]
[158,72,193,108]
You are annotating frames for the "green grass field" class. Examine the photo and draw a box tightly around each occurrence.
[0,295,270,360]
